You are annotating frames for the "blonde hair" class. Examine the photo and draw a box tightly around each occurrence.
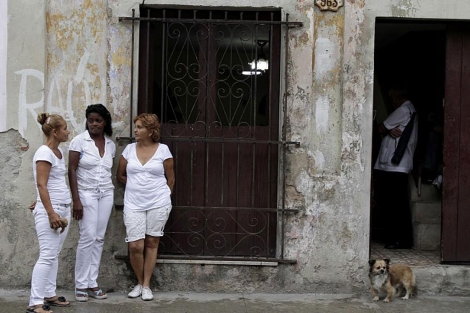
[37,113,65,136]
[133,113,161,142]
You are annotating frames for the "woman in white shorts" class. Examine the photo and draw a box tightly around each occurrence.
[68,104,116,302]
[116,113,175,301]
[28,113,71,313]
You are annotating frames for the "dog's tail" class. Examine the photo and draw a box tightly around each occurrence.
[411,272,418,297]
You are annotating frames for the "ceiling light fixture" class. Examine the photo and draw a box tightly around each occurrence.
[244,40,268,75]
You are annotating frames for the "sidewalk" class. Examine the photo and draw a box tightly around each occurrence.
[2,289,470,313]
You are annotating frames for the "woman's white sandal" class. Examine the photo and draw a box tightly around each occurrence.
[75,289,88,302]
[88,288,107,299]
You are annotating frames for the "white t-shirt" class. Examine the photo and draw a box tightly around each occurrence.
[122,143,173,211]
[374,101,418,174]
[69,130,116,191]
[33,145,71,204]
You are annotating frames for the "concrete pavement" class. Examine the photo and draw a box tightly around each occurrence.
[2,289,470,313]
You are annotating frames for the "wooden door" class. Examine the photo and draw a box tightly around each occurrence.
[138,8,282,258]
[442,23,470,263]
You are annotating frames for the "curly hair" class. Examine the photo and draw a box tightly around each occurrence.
[37,113,66,137]
[133,113,161,142]
[85,104,113,136]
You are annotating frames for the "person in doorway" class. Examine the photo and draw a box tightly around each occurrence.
[374,85,418,249]
[116,113,175,301]
[68,104,116,302]
[28,113,71,313]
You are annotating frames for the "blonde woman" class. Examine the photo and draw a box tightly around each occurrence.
[27,113,71,313]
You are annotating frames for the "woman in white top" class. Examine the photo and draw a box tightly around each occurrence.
[116,113,175,301]
[28,113,71,313]
[68,104,116,302]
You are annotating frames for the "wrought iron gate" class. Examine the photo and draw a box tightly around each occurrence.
[119,6,301,261]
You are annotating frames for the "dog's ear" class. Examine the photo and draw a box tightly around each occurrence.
[384,258,390,265]
[368,260,376,267]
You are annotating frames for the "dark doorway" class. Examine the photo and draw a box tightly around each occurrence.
[371,20,446,253]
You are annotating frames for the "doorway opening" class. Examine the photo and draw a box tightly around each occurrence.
[371,19,446,264]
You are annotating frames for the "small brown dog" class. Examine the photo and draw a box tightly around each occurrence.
[369,259,417,302]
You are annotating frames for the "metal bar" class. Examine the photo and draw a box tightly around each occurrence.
[205,141,209,207]
[117,136,300,145]
[156,259,279,266]
[130,9,135,138]
[280,13,291,260]
[236,142,240,208]
[221,142,225,206]
[162,137,300,145]
[145,9,151,112]
[251,141,256,208]
[170,205,299,212]
[174,142,179,208]
[190,144,194,206]
[119,16,302,27]
[253,12,259,132]
[113,203,300,213]
[116,254,297,264]
[160,10,166,120]
[251,14,258,211]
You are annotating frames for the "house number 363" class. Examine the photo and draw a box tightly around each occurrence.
[315,0,344,12]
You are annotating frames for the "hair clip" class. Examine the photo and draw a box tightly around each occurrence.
[46,117,51,124]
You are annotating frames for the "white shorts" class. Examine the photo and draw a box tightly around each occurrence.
[123,205,172,242]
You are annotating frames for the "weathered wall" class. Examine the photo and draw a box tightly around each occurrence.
[2,0,470,293]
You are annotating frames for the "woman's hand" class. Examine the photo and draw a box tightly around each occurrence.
[72,200,84,220]
[48,211,63,230]
[28,200,37,212]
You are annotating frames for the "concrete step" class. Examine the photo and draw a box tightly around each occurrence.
[411,202,441,251]
[410,180,442,202]
[413,221,441,251]
[412,202,441,224]
[412,265,470,295]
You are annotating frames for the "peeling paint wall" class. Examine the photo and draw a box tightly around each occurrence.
[0,0,6,131]
[2,0,470,293]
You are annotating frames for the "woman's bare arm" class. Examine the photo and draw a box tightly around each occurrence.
[68,150,83,220]
[36,161,62,228]
[116,155,128,185]
[163,158,175,195]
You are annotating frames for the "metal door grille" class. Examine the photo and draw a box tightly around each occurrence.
[119,6,301,262]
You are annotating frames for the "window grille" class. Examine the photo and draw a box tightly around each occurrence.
[119,6,301,262]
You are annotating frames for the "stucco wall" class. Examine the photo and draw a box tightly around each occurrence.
[2,0,470,293]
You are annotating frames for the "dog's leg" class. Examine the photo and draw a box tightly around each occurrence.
[402,283,411,300]
[371,288,379,301]
[384,284,395,303]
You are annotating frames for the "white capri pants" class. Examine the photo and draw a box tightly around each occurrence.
[123,205,172,242]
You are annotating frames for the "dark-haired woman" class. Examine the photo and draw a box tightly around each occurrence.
[116,113,174,301]
[28,113,71,313]
[68,104,116,302]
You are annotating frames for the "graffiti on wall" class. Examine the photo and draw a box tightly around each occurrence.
[15,51,97,136]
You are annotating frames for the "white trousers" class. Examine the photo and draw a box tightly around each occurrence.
[74,188,113,289]
[29,202,71,306]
